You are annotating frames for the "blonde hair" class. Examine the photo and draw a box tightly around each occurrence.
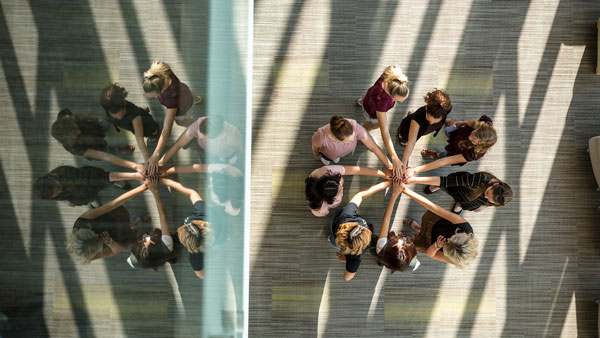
[381,66,409,98]
[335,222,371,255]
[67,228,103,264]
[142,61,173,93]
[458,121,497,153]
[443,233,479,269]
[177,220,214,254]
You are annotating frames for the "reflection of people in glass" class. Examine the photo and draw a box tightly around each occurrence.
[159,115,242,166]
[142,61,201,178]
[311,115,391,167]
[305,165,389,217]
[33,166,132,207]
[162,163,243,216]
[405,171,513,214]
[161,178,228,279]
[127,180,177,270]
[358,65,410,178]
[67,183,148,263]
[373,180,419,273]
[51,108,134,160]
[99,83,160,162]
[401,187,479,268]
[328,182,388,281]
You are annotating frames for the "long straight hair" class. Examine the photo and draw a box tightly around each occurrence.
[467,172,513,206]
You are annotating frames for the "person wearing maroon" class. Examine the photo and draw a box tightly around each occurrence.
[405,115,497,178]
[142,61,201,178]
[397,89,452,168]
[357,66,410,179]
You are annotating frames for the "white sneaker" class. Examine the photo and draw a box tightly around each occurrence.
[357,97,363,106]
[320,157,330,166]
[333,157,340,163]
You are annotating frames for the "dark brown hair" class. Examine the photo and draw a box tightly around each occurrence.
[199,115,225,139]
[130,228,177,270]
[424,89,452,118]
[329,115,354,141]
[33,175,60,200]
[467,172,513,206]
[51,109,79,145]
[376,231,416,273]
[99,83,128,114]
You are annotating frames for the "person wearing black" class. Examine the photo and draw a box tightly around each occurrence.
[397,89,452,167]
[405,171,513,214]
[50,108,134,161]
[67,184,148,263]
[100,83,160,162]
[160,178,227,279]
[328,181,389,281]
[33,166,138,207]
[401,186,479,268]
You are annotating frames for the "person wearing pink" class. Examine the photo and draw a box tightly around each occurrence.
[159,115,242,166]
[312,115,392,168]
[305,165,389,217]
[358,66,410,179]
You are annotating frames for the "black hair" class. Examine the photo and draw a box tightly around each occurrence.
[305,172,342,210]
[211,172,244,209]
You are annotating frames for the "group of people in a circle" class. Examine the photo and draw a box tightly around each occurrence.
[34,61,243,279]
[307,66,513,280]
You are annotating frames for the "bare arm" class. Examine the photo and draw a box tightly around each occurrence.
[160,178,202,205]
[148,182,171,240]
[342,165,387,178]
[132,115,150,161]
[425,236,454,265]
[343,270,356,281]
[404,176,441,187]
[164,164,210,176]
[360,136,392,169]
[401,120,420,166]
[194,269,206,279]
[80,184,147,220]
[408,154,467,176]
[377,182,403,241]
[109,172,144,181]
[152,108,177,158]
[158,127,194,166]
[349,181,391,208]
[402,187,465,224]
[83,149,139,171]
[376,111,404,177]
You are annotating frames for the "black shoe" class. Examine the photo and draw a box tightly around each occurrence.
[451,203,463,215]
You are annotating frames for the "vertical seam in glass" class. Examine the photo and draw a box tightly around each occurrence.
[243,0,253,336]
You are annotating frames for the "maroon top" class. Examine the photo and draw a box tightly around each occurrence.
[158,73,180,109]
[362,76,395,119]
[445,115,493,164]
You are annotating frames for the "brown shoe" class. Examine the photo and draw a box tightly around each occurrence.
[421,149,439,160]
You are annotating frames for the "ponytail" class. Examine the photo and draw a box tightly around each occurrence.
[142,61,172,93]
[382,66,409,98]
[329,115,354,141]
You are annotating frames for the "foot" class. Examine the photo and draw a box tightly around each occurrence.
[421,149,439,160]
[356,97,363,106]
[320,157,330,166]
[333,157,340,164]
[424,185,440,194]
[113,181,131,190]
[90,198,101,208]
[132,215,151,230]
[194,96,203,105]
[403,218,421,233]
[116,144,135,154]
[452,202,463,214]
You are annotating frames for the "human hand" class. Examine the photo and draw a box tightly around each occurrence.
[145,178,158,192]
[100,231,112,244]
[392,179,405,196]
[335,252,346,262]
[403,175,416,185]
[392,158,405,180]
[384,167,393,180]
[404,167,415,180]
[134,163,145,175]
[144,155,160,182]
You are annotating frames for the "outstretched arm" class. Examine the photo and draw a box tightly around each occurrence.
[377,181,404,241]
[132,115,150,161]
[146,108,177,175]
[83,149,144,173]
[402,187,465,224]
[406,154,466,177]
[342,165,388,179]
[160,178,202,205]
[80,184,147,220]
[404,176,441,187]
[109,172,144,181]
[158,126,195,166]
[147,180,171,240]
[401,120,420,166]
[349,181,391,208]
[376,111,404,178]
[361,136,393,169]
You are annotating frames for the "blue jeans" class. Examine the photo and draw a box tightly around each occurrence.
[444,125,457,137]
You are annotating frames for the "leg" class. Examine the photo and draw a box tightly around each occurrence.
[444,125,457,137]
